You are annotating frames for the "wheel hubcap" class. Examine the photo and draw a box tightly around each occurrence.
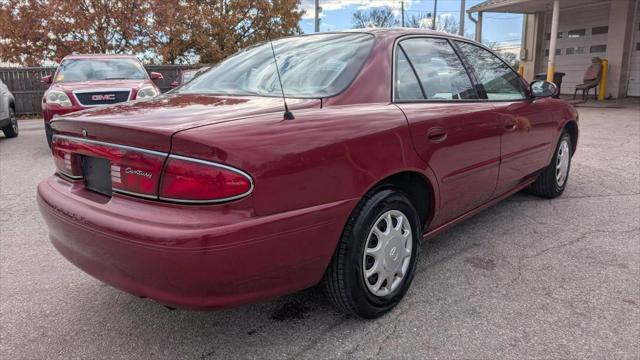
[362,210,412,297]
[555,139,570,187]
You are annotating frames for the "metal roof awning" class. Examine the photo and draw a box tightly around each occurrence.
[468,0,606,14]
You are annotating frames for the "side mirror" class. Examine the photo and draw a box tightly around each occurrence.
[170,81,179,88]
[150,72,164,81]
[530,80,558,98]
[41,75,52,84]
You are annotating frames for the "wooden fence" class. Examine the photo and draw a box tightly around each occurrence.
[0,65,200,115]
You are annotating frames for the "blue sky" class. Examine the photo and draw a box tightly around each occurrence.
[298,0,523,46]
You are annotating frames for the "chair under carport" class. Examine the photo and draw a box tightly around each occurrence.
[574,57,603,100]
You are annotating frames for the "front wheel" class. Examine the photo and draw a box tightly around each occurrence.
[2,107,18,138]
[323,189,421,319]
[529,131,572,198]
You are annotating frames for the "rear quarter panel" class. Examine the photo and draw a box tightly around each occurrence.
[170,103,434,216]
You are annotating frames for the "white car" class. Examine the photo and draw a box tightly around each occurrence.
[0,79,18,138]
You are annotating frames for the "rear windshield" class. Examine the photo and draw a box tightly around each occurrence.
[55,59,148,82]
[179,33,374,98]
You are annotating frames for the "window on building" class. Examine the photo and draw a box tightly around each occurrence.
[591,26,608,35]
[590,44,607,53]
[636,43,640,51]
[455,41,527,101]
[394,38,477,101]
[544,48,562,57]
[565,47,586,55]
[567,29,586,38]
[545,32,563,40]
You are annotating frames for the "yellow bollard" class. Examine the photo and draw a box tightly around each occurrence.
[518,65,524,77]
[598,58,608,101]
[546,65,555,82]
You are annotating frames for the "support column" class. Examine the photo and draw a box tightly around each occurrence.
[475,12,483,42]
[546,0,560,82]
[520,13,541,82]
[605,0,635,98]
[459,0,466,35]
[314,0,320,32]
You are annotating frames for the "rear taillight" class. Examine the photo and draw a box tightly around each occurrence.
[52,142,83,179]
[52,136,165,198]
[159,156,253,203]
[52,136,253,204]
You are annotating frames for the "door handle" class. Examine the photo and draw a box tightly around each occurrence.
[504,119,518,132]
[427,127,447,143]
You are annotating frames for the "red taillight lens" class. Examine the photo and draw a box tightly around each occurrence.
[52,136,165,197]
[159,156,253,203]
[52,141,83,179]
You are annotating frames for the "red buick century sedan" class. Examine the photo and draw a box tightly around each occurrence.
[37,29,578,319]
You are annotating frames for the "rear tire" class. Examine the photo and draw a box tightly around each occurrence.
[2,107,18,138]
[529,131,572,198]
[323,189,421,319]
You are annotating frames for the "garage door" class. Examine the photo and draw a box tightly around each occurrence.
[627,3,640,97]
[543,3,610,95]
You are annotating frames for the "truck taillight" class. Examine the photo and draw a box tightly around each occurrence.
[159,156,253,203]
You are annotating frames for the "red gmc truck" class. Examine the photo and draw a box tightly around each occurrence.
[41,54,163,146]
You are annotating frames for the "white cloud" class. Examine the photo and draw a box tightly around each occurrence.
[300,0,414,20]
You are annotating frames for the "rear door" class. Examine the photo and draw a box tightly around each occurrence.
[454,41,554,196]
[394,37,502,227]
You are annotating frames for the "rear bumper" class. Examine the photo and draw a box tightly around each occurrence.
[37,175,356,310]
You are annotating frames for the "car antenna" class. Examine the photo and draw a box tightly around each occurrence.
[267,33,295,120]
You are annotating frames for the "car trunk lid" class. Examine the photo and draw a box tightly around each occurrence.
[50,94,320,199]
[50,94,321,152]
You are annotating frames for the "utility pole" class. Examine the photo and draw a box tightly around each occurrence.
[314,0,321,32]
[459,0,465,35]
[432,0,438,30]
[401,1,405,27]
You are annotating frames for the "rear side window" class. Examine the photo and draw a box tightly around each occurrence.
[394,38,477,101]
[394,49,424,100]
[455,41,526,101]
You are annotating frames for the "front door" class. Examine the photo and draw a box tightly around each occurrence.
[393,37,502,227]
[454,41,554,195]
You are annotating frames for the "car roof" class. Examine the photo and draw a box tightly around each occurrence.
[61,54,141,61]
[320,27,471,42]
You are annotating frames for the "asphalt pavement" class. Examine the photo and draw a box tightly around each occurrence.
[1,104,639,359]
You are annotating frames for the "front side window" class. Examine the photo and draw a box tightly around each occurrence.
[180,33,374,98]
[395,38,477,101]
[455,41,526,101]
[55,59,148,82]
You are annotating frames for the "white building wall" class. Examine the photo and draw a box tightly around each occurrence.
[542,3,610,95]
[627,1,640,96]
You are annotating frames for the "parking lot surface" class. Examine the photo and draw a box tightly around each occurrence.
[1,105,639,359]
